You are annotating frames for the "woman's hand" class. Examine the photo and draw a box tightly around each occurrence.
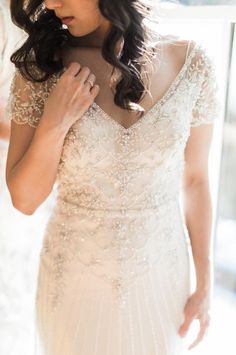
[178,288,212,350]
[41,62,100,132]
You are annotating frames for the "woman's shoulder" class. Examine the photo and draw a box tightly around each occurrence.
[152,34,213,75]
[11,64,60,93]
[6,66,60,128]
[153,34,196,60]
[149,34,196,77]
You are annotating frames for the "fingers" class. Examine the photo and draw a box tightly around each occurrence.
[178,311,196,337]
[83,73,96,91]
[63,63,96,87]
[178,291,211,351]
[90,84,100,97]
[61,62,99,99]
[178,298,197,337]
[63,62,81,77]
[74,66,91,84]
[188,316,210,350]
[75,68,100,97]
[62,63,91,85]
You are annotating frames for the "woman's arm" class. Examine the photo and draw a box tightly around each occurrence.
[178,123,215,349]
[6,122,67,215]
[0,117,10,141]
[178,39,222,349]
[182,123,214,294]
[6,64,100,215]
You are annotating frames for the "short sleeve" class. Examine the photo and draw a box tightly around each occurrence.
[190,45,222,127]
[5,67,57,128]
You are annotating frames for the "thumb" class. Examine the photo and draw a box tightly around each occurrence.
[178,312,194,337]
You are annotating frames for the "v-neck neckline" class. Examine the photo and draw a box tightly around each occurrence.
[56,41,199,133]
[90,41,199,133]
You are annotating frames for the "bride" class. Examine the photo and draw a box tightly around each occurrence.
[5,0,221,354]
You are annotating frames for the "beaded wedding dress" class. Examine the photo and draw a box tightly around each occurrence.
[6,40,221,355]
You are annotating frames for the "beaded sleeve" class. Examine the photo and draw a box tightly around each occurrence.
[190,45,222,127]
[6,68,56,128]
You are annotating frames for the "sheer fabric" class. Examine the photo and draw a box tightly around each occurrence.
[6,41,221,355]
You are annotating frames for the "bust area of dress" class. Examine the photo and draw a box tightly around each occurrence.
[6,28,222,355]
[60,35,190,130]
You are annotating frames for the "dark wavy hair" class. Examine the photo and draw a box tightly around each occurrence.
[10,0,160,115]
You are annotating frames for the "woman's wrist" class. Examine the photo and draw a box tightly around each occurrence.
[195,259,213,293]
[37,116,69,140]
[196,279,212,294]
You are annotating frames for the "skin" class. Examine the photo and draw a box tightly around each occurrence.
[6,0,214,350]
[0,112,10,141]
[46,0,111,46]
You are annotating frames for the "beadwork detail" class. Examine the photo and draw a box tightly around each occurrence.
[7,42,222,315]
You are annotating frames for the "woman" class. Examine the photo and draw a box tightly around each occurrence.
[5,0,221,354]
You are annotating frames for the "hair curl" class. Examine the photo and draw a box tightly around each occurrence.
[10,0,161,115]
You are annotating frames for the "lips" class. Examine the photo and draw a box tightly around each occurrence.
[60,16,74,25]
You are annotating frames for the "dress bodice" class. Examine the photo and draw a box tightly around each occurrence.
[6,40,222,313]
[6,41,221,214]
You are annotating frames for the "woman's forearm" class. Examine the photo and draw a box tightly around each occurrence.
[0,106,11,140]
[0,119,10,141]
[6,120,67,214]
[183,179,214,292]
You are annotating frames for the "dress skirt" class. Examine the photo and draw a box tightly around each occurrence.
[34,200,191,355]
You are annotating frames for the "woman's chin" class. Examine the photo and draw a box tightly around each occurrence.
[67,28,87,38]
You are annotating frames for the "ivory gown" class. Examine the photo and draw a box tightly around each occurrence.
[6,40,221,355]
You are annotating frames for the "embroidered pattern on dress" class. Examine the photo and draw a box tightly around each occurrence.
[7,43,222,314]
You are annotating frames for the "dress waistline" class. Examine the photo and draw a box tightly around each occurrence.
[53,196,180,218]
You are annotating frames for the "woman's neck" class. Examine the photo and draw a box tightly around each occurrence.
[66,30,124,60]
[66,19,112,49]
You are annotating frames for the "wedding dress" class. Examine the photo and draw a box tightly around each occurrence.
[6,40,221,355]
